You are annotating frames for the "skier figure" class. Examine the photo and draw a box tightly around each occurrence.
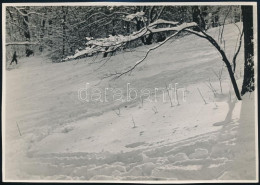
[10,51,18,65]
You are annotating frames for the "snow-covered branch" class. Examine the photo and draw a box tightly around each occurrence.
[6,41,39,46]
[148,19,178,27]
[65,21,197,61]
[124,11,145,21]
[102,23,198,79]
[13,7,46,17]
[149,22,197,33]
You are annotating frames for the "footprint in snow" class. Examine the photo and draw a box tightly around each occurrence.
[61,126,74,133]
[125,142,146,148]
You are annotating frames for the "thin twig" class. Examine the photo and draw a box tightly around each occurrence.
[16,122,22,136]
[197,88,207,104]
[175,88,180,106]
[205,78,217,97]
[220,6,231,44]
[113,107,121,116]
[140,97,144,108]
[232,28,244,72]
[132,115,136,128]
[152,106,158,114]
[212,66,223,94]
[104,23,197,79]
[94,55,112,71]
[165,83,174,107]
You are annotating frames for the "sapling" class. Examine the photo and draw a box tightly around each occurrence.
[175,88,180,106]
[214,101,218,108]
[229,90,232,102]
[205,78,217,97]
[16,122,22,136]
[139,96,144,108]
[197,88,207,104]
[212,65,224,94]
[152,106,158,114]
[132,115,136,128]
[113,107,121,116]
[165,83,173,107]
[213,96,218,108]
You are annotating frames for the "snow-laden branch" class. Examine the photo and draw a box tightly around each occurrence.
[104,23,197,79]
[13,7,46,17]
[150,22,197,33]
[6,41,39,46]
[108,30,184,79]
[104,23,243,100]
[149,19,178,27]
[65,20,197,61]
[12,7,29,25]
[124,11,145,21]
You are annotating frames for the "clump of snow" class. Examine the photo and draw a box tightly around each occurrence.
[61,126,74,133]
[85,37,94,41]
[189,148,209,159]
[124,11,145,21]
[168,153,189,163]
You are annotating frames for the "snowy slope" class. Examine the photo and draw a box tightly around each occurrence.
[3,23,257,181]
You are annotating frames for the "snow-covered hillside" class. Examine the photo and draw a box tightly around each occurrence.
[3,23,257,182]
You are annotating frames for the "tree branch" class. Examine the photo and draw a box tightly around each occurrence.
[70,11,130,30]
[233,28,244,72]
[66,21,196,61]
[13,6,48,17]
[155,6,165,21]
[6,41,39,46]
[105,23,197,79]
[8,21,28,32]
[220,6,231,43]
[183,28,207,38]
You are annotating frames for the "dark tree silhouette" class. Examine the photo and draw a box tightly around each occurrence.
[192,6,206,31]
[241,6,255,96]
[62,6,68,58]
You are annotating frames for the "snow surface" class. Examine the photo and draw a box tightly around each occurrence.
[3,23,258,182]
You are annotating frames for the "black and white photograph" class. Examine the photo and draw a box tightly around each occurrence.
[2,2,258,182]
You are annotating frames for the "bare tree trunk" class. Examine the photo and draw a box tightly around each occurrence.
[62,6,67,58]
[135,7,156,45]
[241,6,255,96]
[39,19,45,52]
[21,7,31,52]
[192,6,201,31]
[202,31,242,100]
[21,8,30,42]
[136,18,146,44]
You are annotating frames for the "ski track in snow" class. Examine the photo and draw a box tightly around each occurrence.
[9,118,242,180]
